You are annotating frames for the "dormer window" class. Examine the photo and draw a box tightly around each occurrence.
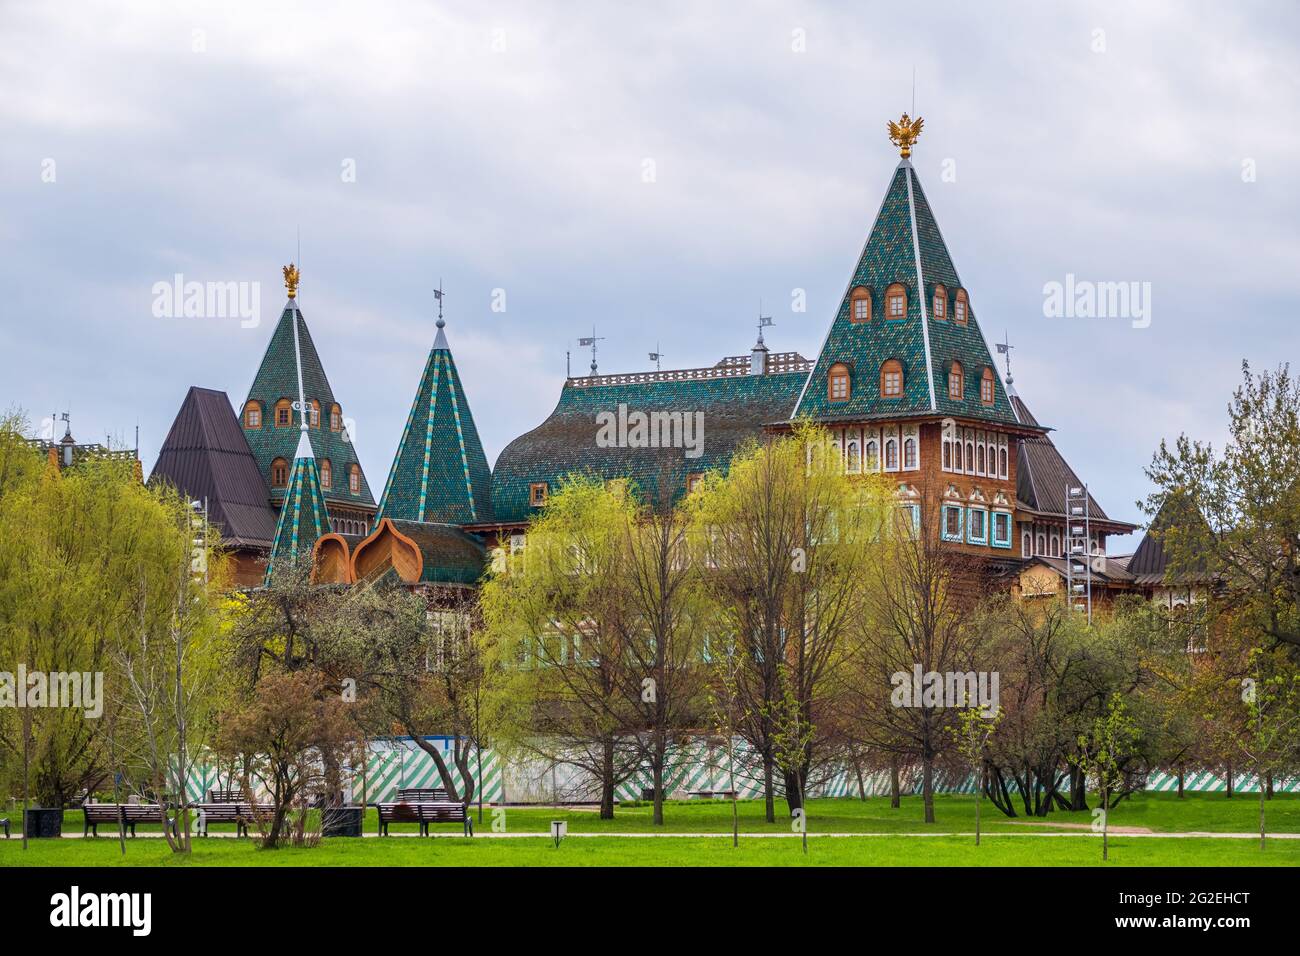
[932,286,947,320]
[850,286,872,324]
[881,359,903,398]
[828,363,850,403]
[309,399,321,428]
[686,473,704,494]
[271,457,289,488]
[330,404,342,432]
[243,401,262,429]
[954,289,969,325]
[948,361,964,400]
[530,482,548,507]
[885,283,907,320]
[275,398,293,427]
[348,463,361,494]
[981,368,995,405]
[320,459,332,490]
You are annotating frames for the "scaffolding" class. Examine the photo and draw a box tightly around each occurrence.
[1064,483,1092,624]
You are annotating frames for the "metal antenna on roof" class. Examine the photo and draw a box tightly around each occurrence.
[995,331,1015,386]
[911,67,916,116]
[566,350,571,379]
[577,327,604,376]
[649,343,664,371]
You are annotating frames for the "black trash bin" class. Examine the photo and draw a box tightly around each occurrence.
[24,807,63,839]
[321,805,363,837]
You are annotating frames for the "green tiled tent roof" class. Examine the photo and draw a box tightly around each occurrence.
[374,323,492,525]
[794,160,1018,427]
[265,437,330,581]
[242,301,374,508]
[491,366,807,525]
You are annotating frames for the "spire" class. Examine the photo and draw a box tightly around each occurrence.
[243,270,373,507]
[793,116,1018,427]
[264,265,331,582]
[374,291,493,525]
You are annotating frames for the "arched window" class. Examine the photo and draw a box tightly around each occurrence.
[932,286,947,320]
[885,283,907,320]
[881,359,903,398]
[349,463,361,495]
[942,441,952,470]
[977,444,986,474]
[330,404,342,432]
[1050,533,1061,557]
[903,437,917,469]
[828,362,851,403]
[954,289,969,325]
[1036,532,1046,556]
[274,398,293,427]
[885,438,899,470]
[1023,531,1032,556]
[309,399,321,428]
[948,361,963,400]
[320,459,332,490]
[981,368,995,405]
[999,447,1008,477]
[243,401,262,429]
[271,457,289,488]
[846,440,861,472]
[850,286,872,324]
[865,439,879,471]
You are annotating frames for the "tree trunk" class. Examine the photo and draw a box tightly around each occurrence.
[652,738,666,827]
[853,758,867,801]
[599,741,615,820]
[889,757,901,809]
[1225,763,1234,799]
[1177,764,1184,799]
[1259,774,1266,852]
[921,756,935,824]
[1069,764,1088,811]
[783,768,804,815]
[1265,771,1274,800]
[763,759,775,823]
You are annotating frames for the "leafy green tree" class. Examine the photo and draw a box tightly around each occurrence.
[1072,693,1140,861]
[690,423,888,820]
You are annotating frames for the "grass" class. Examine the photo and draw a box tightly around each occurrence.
[2,792,1295,866]
[2,834,1297,867]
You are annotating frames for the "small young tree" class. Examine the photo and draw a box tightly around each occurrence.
[215,669,360,848]
[952,703,1000,846]
[1072,693,1139,861]
[769,669,815,855]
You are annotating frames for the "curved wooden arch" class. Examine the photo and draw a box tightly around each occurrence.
[312,533,354,584]
[349,517,423,584]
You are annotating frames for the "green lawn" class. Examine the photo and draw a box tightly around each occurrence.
[2,833,1297,867]
[2,792,1295,866]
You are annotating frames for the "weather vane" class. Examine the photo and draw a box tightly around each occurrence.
[887,113,924,158]
[283,263,300,299]
[996,331,1015,385]
[649,343,664,371]
[577,328,605,375]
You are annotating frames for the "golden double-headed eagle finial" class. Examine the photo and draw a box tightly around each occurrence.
[888,113,924,158]
[283,263,300,299]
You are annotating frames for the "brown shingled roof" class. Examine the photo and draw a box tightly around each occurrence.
[148,386,277,549]
[1010,393,1135,532]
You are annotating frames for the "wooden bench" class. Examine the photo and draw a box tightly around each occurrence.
[688,790,738,800]
[396,787,451,802]
[83,803,177,838]
[207,788,245,803]
[377,801,472,837]
[195,802,272,837]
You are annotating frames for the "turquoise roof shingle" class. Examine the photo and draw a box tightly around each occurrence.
[491,367,807,525]
[794,161,1018,428]
[242,302,375,509]
[374,325,493,525]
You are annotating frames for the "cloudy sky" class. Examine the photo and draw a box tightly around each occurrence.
[3,0,1297,549]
